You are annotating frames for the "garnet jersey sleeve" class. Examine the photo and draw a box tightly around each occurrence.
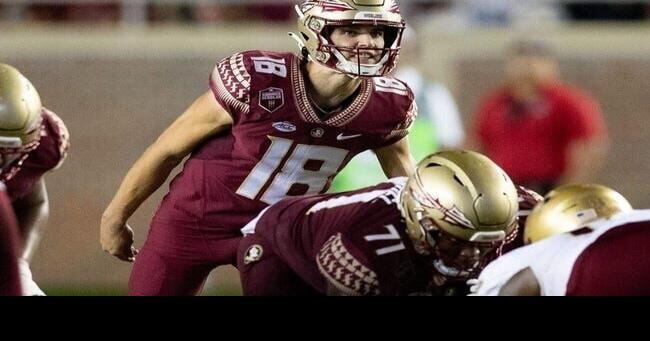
[374,77,418,147]
[316,233,381,296]
[209,52,252,121]
[316,221,430,296]
[43,108,70,170]
[386,99,417,145]
[3,108,69,200]
[29,108,70,172]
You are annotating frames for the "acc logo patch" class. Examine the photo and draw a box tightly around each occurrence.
[244,244,264,265]
[272,121,296,133]
[259,87,284,113]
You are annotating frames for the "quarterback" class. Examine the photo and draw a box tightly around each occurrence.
[101,0,419,295]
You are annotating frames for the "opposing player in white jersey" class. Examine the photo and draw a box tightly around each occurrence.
[469,184,650,296]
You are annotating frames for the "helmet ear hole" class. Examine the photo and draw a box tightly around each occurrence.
[452,174,464,187]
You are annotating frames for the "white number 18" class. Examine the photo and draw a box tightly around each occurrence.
[236,136,349,204]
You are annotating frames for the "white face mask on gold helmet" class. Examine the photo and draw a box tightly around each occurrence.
[289,0,406,77]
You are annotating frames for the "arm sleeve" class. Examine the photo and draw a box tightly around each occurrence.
[208,52,252,122]
[316,233,381,296]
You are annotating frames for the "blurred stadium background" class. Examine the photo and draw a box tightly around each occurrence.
[1,0,649,295]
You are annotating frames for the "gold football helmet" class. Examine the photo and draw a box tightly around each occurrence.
[524,184,632,244]
[290,0,405,77]
[0,63,43,156]
[399,150,519,278]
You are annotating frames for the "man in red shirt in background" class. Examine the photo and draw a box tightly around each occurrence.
[466,39,608,195]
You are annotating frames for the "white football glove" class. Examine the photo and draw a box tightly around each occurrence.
[18,259,46,296]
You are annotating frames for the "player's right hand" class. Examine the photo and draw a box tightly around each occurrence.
[100,217,139,262]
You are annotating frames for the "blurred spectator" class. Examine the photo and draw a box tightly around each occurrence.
[565,2,649,21]
[4,1,650,25]
[424,0,564,31]
[28,4,120,23]
[244,4,293,22]
[465,39,609,195]
[148,4,189,23]
[190,3,224,23]
[331,27,464,192]
[190,3,293,24]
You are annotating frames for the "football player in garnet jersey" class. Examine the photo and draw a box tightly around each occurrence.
[0,64,70,296]
[237,150,535,296]
[101,0,419,295]
[470,184,650,296]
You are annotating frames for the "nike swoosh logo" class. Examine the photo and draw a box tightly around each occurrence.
[337,133,362,141]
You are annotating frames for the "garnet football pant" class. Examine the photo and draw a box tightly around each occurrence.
[237,233,320,296]
[128,219,242,296]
